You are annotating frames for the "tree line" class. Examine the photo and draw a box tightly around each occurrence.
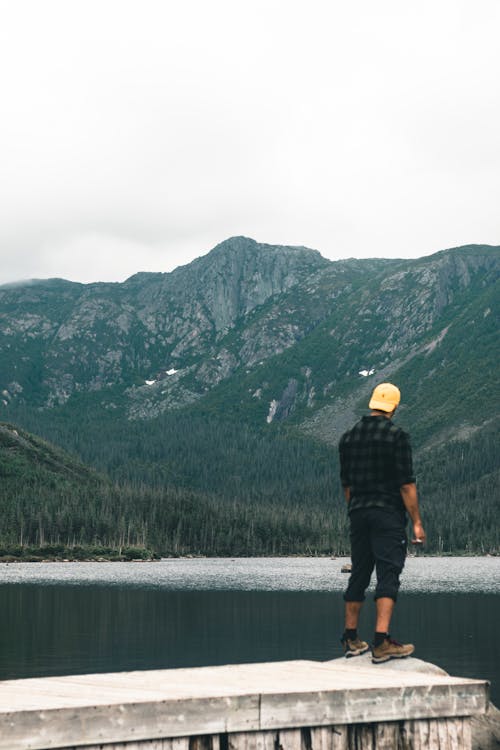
[1,407,498,556]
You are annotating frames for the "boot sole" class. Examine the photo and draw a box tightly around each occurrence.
[345,645,370,658]
[371,649,415,664]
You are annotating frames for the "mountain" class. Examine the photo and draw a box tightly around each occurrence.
[1,237,499,554]
[198,243,499,447]
[2,238,497,437]
[0,237,329,412]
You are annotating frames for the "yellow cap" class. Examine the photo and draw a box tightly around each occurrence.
[369,383,401,412]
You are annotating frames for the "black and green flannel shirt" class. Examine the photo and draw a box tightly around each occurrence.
[338,415,416,513]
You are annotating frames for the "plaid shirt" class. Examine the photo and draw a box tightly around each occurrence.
[339,415,416,513]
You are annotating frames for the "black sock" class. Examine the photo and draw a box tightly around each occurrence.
[344,628,357,640]
[374,631,388,647]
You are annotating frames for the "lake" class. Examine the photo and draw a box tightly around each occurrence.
[1,556,499,704]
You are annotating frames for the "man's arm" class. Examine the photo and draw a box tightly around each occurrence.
[400,483,426,544]
[395,430,425,544]
[339,436,351,505]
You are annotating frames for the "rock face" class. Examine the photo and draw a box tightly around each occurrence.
[329,653,500,750]
[0,239,498,446]
[0,237,327,411]
[329,652,446,674]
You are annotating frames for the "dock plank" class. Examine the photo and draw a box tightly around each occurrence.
[0,660,487,711]
[0,659,488,750]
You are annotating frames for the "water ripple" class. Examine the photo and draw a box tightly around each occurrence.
[1,556,499,593]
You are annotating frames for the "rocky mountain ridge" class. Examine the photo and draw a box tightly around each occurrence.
[1,238,498,453]
[1,237,329,410]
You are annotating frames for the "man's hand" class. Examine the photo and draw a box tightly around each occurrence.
[400,483,426,545]
[411,520,426,545]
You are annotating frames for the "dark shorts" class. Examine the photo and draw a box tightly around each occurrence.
[344,507,407,603]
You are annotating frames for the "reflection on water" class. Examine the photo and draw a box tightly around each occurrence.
[0,558,500,704]
[0,584,499,704]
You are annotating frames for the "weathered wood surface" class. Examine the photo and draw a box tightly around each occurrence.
[53,719,474,750]
[0,659,488,750]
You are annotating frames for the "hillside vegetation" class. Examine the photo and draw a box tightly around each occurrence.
[1,412,498,556]
[0,421,350,557]
[1,239,499,555]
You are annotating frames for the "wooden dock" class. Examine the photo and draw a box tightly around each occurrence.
[0,657,489,750]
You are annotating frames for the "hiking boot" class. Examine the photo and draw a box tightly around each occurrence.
[371,636,415,663]
[341,635,370,658]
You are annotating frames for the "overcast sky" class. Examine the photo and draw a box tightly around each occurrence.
[1,0,499,284]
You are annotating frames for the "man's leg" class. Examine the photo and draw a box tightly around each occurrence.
[369,509,414,663]
[345,601,363,630]
[375,597,394,633]
[370,507,407,612]
[344,509,374,602]
[342,510,373,657]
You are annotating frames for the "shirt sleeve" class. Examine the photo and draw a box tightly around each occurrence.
[338,435,350,488]
[394,429,416,486]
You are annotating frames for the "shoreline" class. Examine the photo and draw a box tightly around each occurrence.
[1,552,498,563]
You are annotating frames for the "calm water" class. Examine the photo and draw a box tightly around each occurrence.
[1,557,499,703]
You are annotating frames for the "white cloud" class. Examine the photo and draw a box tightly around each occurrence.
[0,0,499,284]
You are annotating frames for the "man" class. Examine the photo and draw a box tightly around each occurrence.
[338,382,426,663]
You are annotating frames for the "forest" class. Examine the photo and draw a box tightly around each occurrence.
[1,243,498,558]
[1,408,498,557]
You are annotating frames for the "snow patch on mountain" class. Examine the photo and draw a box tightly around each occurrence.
[267,400,279,424]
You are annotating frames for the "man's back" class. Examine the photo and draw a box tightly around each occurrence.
[339,415,415,512]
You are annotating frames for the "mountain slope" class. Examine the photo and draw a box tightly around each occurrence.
[0,237,329,411]
[188,244,499,446]
[1,239,499,554]
[2,240,496,435]
[0,421,111,548]
[0,420,351,556]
